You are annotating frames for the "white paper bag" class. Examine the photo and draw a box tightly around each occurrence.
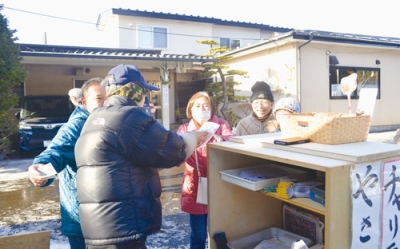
[196,177,208,205]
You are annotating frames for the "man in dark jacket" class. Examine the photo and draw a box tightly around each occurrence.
[28,78,106,249]
[75,64,208,249]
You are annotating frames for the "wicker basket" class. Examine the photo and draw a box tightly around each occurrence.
[279,112,371,145]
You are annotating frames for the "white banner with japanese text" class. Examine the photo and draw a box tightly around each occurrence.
[350,158,400,249]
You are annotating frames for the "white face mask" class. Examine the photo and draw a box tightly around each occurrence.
[192,110,211,123]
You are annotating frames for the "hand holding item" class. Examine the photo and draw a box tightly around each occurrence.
[212,134,223,142]
[197,122,220,148]
[194,131,209,147]
[28,164,48,187]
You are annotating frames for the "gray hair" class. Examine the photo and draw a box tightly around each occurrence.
[68,88,82,98]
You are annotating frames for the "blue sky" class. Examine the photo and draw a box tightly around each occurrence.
[2,0,399,47]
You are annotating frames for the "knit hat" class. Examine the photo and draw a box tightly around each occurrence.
[273,97,300,115]
[107,64,160,91]
[250,81,274,102]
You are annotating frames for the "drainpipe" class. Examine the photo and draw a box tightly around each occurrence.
[296,32,314,109]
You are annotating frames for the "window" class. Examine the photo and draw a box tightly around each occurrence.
[329,66,380,99]
[231,39,240,50]
[138,25,167,49]
[219,38,241,50]
[73,79,87,88]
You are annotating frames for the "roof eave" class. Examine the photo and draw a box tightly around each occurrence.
[292,30,400,49]
[111,8,292,32]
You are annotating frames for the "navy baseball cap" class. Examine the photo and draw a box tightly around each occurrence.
[107,64,160,91]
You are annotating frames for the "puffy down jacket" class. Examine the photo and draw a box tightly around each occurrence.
[177,116,234,214]
[75,95,187,246]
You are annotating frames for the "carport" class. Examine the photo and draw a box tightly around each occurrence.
[19,43,216,129]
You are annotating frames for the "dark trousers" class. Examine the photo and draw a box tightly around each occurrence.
[86,237,147,249]
[190,213,208,249]
[68,236,86,249]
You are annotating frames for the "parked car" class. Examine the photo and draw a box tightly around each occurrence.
[15,95,74,151]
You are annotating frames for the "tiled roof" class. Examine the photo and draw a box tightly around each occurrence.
[226,29,400,55]
[292,30,400,48]
[107,9,293,33]
[19,44,216,63]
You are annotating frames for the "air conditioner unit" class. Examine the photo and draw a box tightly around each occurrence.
[75,67,91,76]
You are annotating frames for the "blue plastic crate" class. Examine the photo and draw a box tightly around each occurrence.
[310,184,325,206]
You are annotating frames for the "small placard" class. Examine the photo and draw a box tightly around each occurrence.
[356,88,378,116]
[37,163,57,180]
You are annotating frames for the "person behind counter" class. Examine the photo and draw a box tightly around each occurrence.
[177,91,235,249]
[235,81,278,135]
[272,96,300,132]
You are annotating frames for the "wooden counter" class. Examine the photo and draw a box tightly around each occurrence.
[207,134,400,249]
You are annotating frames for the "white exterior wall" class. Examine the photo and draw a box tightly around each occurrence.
[225,43,297,99]
[100,14,121,48]
[116,16,213,54]
[212,25,269,49]
[225,39,400,128]
[299,42,400,127]
[101,15,280,55]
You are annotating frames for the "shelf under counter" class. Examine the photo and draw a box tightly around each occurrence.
[261,191,325,215]
[208,137,400,249]
[208,141,352,249]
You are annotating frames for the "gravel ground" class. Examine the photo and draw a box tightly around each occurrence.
[0,159,192,248]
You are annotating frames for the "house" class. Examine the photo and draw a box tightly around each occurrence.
[17,43,216,129]
[17,9,291,129]
[95,9,292,54]
[19,9,399,131]
[222,29,400,131]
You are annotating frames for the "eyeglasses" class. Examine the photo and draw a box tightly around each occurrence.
[252,100,271,107]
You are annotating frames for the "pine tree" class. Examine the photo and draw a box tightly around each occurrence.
[0,5,28,159]
[196,39,247,126]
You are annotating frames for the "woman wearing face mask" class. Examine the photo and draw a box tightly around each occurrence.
[177,91,235,249]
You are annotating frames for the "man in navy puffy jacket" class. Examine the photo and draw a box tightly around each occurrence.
[75,64,208,249]
[28,78,107,249]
